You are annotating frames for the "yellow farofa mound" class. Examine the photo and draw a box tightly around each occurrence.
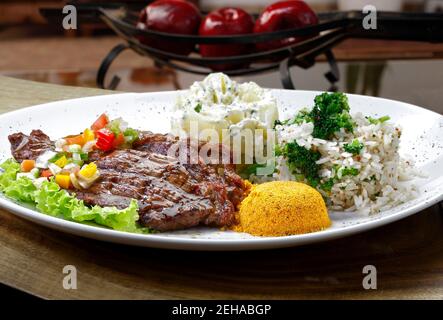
[235,181,330,237]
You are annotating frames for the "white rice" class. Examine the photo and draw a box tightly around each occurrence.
[273,112,423,214]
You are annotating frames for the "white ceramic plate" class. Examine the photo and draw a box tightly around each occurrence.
[0,90,442,251]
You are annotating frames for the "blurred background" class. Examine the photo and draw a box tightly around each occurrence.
[0,0,442,113]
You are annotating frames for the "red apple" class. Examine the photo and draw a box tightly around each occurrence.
[254,0,318,51]
[199,7,254,70]
[136,0,201,56]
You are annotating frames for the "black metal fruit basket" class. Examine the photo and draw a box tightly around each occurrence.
[89,6,443,90]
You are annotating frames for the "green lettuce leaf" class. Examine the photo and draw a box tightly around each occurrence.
[0,158,20,189]
[4,177,37,203]
[0,159,37,202]
[34,180,74,217]
[71,199,140,233]
[0,159,144,233]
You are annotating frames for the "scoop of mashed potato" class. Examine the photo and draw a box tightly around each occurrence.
[235,181,330,237]
[172,73,279,144]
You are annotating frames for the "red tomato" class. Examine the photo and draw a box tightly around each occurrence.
[91,113,109,132]
[41,169,53,178]
[112,132,125,148]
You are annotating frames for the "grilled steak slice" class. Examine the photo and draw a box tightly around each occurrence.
[75,149,245,231]
[8,130,54,162]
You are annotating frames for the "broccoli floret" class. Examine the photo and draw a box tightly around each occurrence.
[276,93,353,138]
[275,142,321,187]
[310,92,354,139]
[320,178,334,192]
[343,139,364,155]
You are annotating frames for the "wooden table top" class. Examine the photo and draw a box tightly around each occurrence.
[0,76,442,300]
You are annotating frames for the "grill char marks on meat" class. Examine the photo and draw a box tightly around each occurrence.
[133,131,178,156]
[75,148,241,231]
[133,131,246,212]
[8,130,54,162]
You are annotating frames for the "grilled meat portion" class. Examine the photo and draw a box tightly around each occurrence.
[78,132,247,231]
[8,130,54,162]
[75,148,243,231]
[8,130,247,231]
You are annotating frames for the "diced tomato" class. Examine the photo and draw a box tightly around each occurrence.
[91,113,109,131]
[41,169,53,178]
[112,132,125,148]
[65,134,85,146]
[95,128,115,151]
[20,160,35,172]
